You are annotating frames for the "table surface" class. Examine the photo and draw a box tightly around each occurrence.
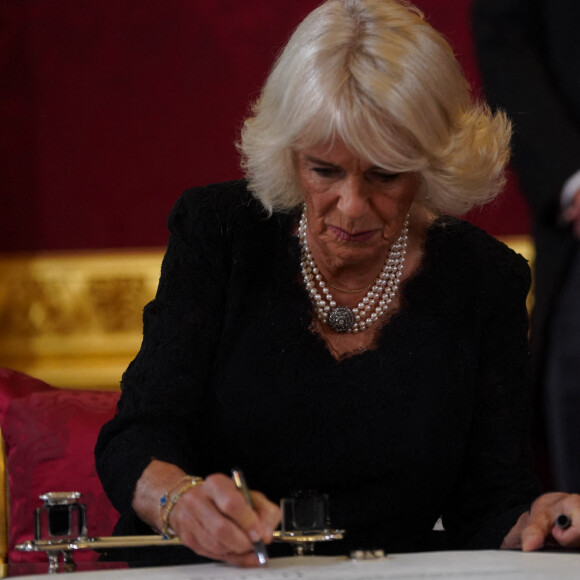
[7,550,580,580]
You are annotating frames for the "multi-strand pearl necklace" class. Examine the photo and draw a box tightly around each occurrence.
[298,206,409,333]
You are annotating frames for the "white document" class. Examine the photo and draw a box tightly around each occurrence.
[17,550,580,579]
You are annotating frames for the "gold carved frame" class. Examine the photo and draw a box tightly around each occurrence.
[0,249,164,391]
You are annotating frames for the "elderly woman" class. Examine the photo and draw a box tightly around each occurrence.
[95,0,580,568]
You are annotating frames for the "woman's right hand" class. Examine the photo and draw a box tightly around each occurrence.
[168,472,281,566]
[132,461,281,567]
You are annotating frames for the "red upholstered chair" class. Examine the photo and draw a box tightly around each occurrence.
[0,368,120,566]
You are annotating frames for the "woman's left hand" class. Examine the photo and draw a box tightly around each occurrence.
[504,492,580,551]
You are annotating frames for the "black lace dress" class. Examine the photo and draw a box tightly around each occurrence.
[95,180,540,565]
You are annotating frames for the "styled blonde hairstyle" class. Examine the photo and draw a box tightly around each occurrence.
[239,0,511,216]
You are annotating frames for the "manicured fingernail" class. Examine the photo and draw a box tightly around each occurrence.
[249,530,261,542]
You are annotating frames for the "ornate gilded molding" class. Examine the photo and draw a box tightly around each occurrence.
[0,249,164,390]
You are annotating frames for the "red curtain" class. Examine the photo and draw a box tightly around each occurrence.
[0,0,530,252]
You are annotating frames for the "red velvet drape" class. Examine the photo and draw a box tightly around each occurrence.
[0,0,530,252]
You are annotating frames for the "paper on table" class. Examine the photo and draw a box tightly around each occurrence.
[15,550,580,580]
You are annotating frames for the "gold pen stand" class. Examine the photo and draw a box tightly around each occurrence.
[17,491,344,573]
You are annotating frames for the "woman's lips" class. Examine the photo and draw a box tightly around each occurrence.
[329,225,378,242]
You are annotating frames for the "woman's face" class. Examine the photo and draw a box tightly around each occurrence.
[295,139,418,270]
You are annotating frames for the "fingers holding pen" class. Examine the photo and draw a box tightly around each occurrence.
[172,474,253,556]
[208,474,270,545]
[171,479,249,555]
[249,489,282,543]
[169,473,278,566]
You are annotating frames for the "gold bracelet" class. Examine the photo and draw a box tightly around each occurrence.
[160,476,204,539]
[158,475,196,523]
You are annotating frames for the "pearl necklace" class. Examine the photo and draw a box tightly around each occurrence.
[298,207,409,333]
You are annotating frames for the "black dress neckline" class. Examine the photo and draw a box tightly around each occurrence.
[280,213,457,364]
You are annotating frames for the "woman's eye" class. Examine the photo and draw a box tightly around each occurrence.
[311,167,338,178]
[372,171,399,183]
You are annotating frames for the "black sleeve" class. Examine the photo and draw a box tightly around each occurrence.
[442,249,541,548]
[94,182,247,516]
[471,0,580,222]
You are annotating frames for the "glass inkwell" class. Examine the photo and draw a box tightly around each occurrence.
[276,490,344,555]
[33,492,88,572]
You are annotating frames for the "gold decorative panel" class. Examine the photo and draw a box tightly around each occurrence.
[0,249,164,390]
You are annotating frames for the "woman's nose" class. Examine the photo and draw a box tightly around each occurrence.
[336,177,370,219]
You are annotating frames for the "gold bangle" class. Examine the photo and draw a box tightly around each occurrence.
[160,476,204,539]
[158,475,196,522]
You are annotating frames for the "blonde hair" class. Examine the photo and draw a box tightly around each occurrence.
[239,0,511,216]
